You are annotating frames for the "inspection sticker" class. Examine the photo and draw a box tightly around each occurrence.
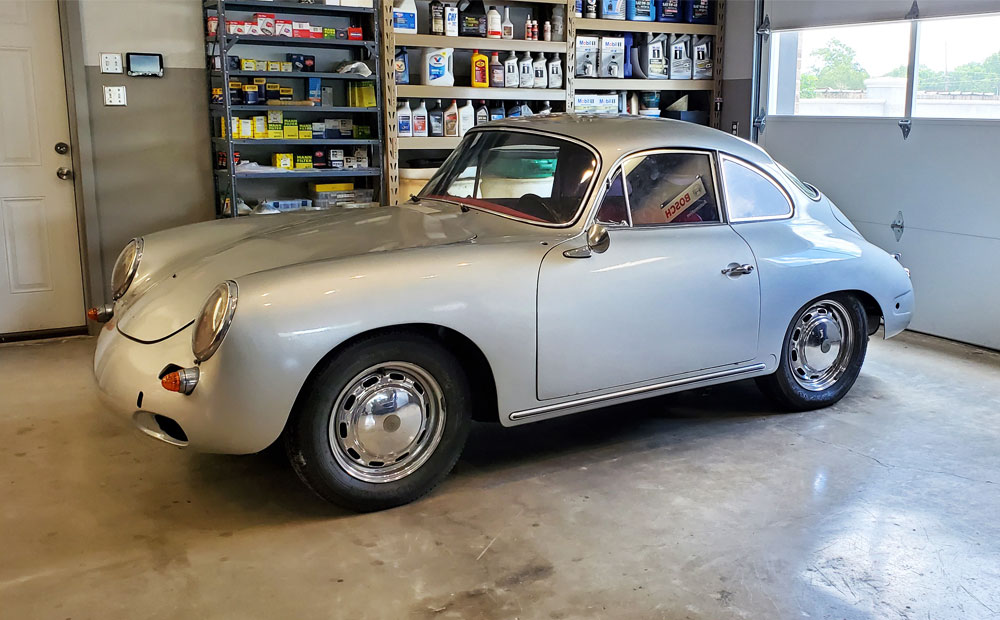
[660,176,706,222]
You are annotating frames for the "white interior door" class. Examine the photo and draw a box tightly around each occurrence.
[0,0,85,334]
[755,2,1000,350]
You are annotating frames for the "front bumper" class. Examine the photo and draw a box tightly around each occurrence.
[93,318,282,454]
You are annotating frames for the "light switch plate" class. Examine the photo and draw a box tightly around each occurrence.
[103,86,127,106]
[100,53,123,74]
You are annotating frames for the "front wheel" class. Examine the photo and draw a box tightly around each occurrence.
[285,333,472,511]
[756,294,869,411]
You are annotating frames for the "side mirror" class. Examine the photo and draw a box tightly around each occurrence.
[564,223,611,259]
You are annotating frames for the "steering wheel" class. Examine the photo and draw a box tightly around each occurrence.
[517,193,561,223]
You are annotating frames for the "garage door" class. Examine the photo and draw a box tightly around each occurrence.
[755,0,1000,350]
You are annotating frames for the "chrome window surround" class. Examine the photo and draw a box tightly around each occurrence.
[426,126,604,229]
[588,148,727,230]
[718,155,796,223]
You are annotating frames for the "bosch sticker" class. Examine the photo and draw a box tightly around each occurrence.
[660,176,706,222]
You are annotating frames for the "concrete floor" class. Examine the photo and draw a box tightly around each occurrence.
[1,332,998,619]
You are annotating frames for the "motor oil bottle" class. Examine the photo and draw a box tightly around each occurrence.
[532,53,546,88]
[471,49,489,87]
[458,99,475,135]
[504,51,518,87]
[601,0,625,20]
[547,54,562,88]
[394,47,410,84]
[627,0,653,21]
[460,0,486,36]
[412,99,428,136]
[444,99,459,136]
[489,101,505,120]
[641,32,669,79]
[397,100,412,137]
[429,99,445,136]
[518,52,533,88]
[657,0,681,21]
[692,34,713,79]
[475,100,489,124]
[422,48,455,86]
[430,0,445,35]
[489,51,504,87]
[669,33,692,79]
[686,0,713,24]
[507,100,522,117]
[538,100,552,115]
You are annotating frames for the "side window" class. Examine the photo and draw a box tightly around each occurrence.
[722,159,793,220]
[624,153,721,226]
[595,171,628,226]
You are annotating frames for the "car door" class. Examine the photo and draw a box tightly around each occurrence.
[536,149,761,400]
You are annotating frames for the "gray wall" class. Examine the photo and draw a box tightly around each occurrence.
[75,0,213,298]
[721,0,755,139]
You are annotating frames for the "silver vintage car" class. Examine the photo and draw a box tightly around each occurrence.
[93,116,914,511]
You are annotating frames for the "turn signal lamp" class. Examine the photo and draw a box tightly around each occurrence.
[86,304,114,323]
[161,367,200,395]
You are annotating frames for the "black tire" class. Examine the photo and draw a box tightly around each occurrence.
[756,293,869,411]
[285,332,472,512]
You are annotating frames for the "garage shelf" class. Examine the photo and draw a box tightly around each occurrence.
[397,85,565,101]
[210,35,374,49]
[221,70,375,80]
[205,0,375,15]
[211,104,378,113]
[574,78,715,90]
[217,168,382,179]
[399,136,463,150]
[214,138,380,146]
[574,18,716,35]
[394,34,565,54]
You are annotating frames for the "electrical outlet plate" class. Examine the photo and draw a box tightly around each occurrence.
[103,86,127,106]
[100,53,123,74]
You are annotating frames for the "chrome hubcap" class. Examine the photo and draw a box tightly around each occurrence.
[788,300,855,391]
[329,362,445,483]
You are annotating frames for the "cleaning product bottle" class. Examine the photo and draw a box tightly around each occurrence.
[547,54,562,88]
[518,52,533,87]
[397,100,412,137]
[627,0,653,21]
[429,99,445,136]
[489,101,505,119]
[532,53,546,88]
[657,0,681,22]
[552,5,565,41]
[501,7,514,39]
[471,49,489,87]
[504,51,519,87]
[422,48,455,86]
[458,99,475,135]
[412,100,428,136]
[538,100,552,115]
[445,5,459,35]
[444,99,459,136]
[507,100,522,117]
[392,0,418,33]
[430,0,445,35]
[486,6,501,38]
[394,48,410,84]
[476,100,489,124]
[489,52,504,87]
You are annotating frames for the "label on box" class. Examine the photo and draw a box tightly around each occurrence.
[295,155,313,169]
[252,116,267,139]
[239,119,253,139]
[267,110,283,124]
[275,20,293,37]
[574,93,619,114]
[575,36,599,77]
[600,37,625,78]
[298,128,312,139]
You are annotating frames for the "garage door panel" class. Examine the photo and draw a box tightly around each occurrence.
[767,0,1000,30]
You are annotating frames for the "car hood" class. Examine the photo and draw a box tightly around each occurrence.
[116,202,560,342]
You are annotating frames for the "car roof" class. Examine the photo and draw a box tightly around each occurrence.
[478,114,775,168]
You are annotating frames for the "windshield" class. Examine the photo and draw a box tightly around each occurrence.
[418,130,598,225]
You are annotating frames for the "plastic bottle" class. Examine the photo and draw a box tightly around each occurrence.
[429,99,445,136]
[686,0,713,24]
[543,20,551,41]
[412,100,428,136]
[489,51,504,87]
[531,19,539,40]
[657,0,681,22]
[538,100,552,115]
[507,100,522,117]
[524,14,532,40]
[521,101,533,116]
[584,0,597,19]
[501,7,514,40]
[532,53,546,88]
[392,0,418,33]
[394,48,410,84]
[627,0,654,21]
[547,54,562,88]
[397,100,412,137]
[489,101,505,119]
[552,5,565,42]
[444,99,459,136]
[445,5,459,35]
[422,48,455,86]
[476,100,489,124]
[471,49,489,87]
[430,0,445,35]
[504,51,519,87]
[575,0,583,18]
[518,52,533,87]
[487,6,502,38]
[460,1,486,36]
[458,99,475,135]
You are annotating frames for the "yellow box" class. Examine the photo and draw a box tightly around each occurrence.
[240,59,256,71]
[294,155,313,169]
[313,183,355,192]
[282,118,298,139]
[279,87,293,100]
[267,110,283,124]
[267,123,283,139]
[239,118,253,140]
[265,83,281,102]
[280,61,293,72]
[267,60,282,72]
[272,153,293,169]
[252,116,267,139]
[297,128,312,140]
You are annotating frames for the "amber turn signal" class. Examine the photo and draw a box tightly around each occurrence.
[86,304,114,323]
[161,367,200,395]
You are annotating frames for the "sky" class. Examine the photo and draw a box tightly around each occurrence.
[795,14,1000,77]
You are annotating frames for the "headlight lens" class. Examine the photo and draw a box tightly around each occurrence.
[111,238,142,300]
[192,281,238,362]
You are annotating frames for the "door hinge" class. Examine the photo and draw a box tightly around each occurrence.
[905,0,919,19]
[756,14,771,39]
[898,119,912,140]
[891,211,905,241]
[753,111,766,133]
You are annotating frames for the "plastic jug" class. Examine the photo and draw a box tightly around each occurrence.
[422,48,455,86]
[392,0,417,33]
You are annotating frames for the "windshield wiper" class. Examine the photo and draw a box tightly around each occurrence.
[419,196,472,212]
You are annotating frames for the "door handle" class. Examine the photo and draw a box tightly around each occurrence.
[722,263,754,276]
[56,167,74,181]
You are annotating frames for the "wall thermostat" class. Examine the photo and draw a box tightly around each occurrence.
[126,53,164,77]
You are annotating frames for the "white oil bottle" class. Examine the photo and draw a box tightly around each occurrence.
[412,99,428,136]
[532,53,546,88]
[518,52,533,87]
[504,51,519,87]
[547,54,562,88]
[397,100,412,137]
[458,99,475,135]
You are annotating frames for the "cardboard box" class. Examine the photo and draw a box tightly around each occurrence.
[574,93,619,114]
[311,122,325,135]
[310,25,324,39]
[347,27,363,40]
[354,147,369,168]
[323,28,337,39]
[282,118,298,139]
[292,22,310,38]
[600,36,625,78]
[239,118,253,140]
[265,83,281,101]
[267,123,283,139]
[272,153,293,169]
[295,155,313,169]
[252,115,267,139]
[307,77,321,103]
[344,156,356,170]
[279,61,293,72]
[255,13,275,35]
[267,110,283,124]
[297,127,313,140]
[575,36,599,77]
[328,150,345,169]
[266,60,281,72]
[240,58,257,71]
[278,87,294,101]
[275,19,293,37]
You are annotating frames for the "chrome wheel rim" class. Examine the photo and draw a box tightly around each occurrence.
[328,362,446,483]
[788,300,855,392]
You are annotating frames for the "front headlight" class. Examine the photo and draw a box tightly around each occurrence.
[111,238,142,300]
[192,281,238,362]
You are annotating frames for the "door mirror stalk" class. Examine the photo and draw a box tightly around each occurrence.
[563,223,610,258]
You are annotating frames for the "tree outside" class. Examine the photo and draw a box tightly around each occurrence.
[799,39,870,99]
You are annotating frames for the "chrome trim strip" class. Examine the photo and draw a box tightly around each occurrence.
[510,363,767,421]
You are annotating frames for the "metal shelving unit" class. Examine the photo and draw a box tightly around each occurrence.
[397,85,566,100]
[204,0,384,217]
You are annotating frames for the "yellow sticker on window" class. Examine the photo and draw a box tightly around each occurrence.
[660,176,707,223]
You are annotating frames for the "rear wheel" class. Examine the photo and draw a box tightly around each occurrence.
[757,294,868,411]
[285,333,472,511]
